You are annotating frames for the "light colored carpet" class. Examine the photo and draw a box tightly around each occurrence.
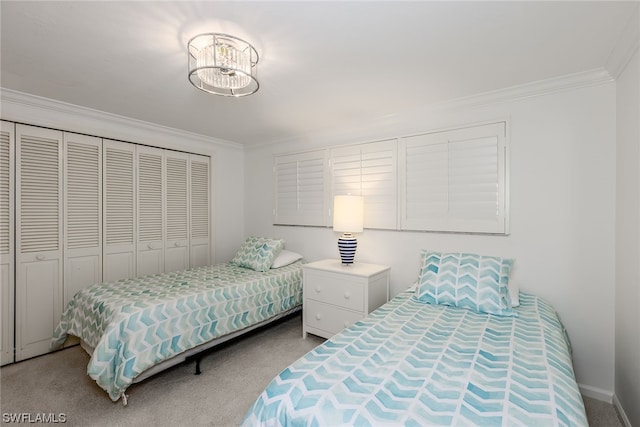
[0,314,625,426]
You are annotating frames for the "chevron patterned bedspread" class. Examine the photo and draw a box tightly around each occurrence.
[243,290,587,427]
[51,261,303,402]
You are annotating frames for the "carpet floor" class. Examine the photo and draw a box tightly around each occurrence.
[0,313,625,426]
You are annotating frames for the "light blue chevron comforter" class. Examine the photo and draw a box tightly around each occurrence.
[243,290,587,427]
[51,261,303,402]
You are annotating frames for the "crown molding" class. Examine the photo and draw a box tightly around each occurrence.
[433,68,614,112]
[0,88,244,153]
[250,67,615,151]
[605,3,640,79]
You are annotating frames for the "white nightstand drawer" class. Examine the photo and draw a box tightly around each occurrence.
[303,274,364,311]
[302,259,390,339]
[304,300,363,336]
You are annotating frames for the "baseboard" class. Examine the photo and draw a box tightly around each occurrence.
[579,383,613,403]
[613,394,632,427]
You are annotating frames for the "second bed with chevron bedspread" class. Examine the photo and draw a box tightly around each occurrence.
[51,261,303,403]
[243,289,587,426]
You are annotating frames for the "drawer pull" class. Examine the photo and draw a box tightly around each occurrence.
[344,321,350,328]
[344,291,351,299]
[36,254,45,261]
[315,313,322,321]
[315,287,321,293]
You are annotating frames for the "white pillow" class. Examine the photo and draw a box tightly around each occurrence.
[508,282,520,307]
[270,250,303,269]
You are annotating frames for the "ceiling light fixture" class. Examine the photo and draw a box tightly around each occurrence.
[187,33,259,97]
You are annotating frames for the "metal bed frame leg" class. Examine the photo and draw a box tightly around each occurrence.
[195,357,202,375]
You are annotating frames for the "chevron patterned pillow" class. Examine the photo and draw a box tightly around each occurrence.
[414,251,516,316]
[230,236,285,272]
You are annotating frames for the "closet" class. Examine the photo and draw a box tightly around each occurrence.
[103,139,136,282]
[0,121,211,364]
[0,122,15,365]
[164,151,190,273]
[137,145,165,276]
[15,125,63,361]
[64,133,102,309]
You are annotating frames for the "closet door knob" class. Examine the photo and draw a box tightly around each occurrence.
[315,313,322,321]
[36,254,45,261]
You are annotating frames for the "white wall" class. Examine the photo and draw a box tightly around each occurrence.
[615,46,640,426]
[0,89,247,265]
[211,147,246,263]
[245,82,617,398]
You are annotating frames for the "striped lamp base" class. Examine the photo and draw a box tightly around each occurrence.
[338,233,358,265]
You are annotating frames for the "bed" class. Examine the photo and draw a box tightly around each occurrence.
[51,237,303,404]
[243,251,588,426]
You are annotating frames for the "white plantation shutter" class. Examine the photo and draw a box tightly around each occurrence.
[273,150,328,226]
[449,136,501,220]
[190,155,210,268]
[0,121,15,365]
[15,124,63,361]
[103,140,136,282]
[331,140,397,229]
[64,133,102,307]
[400,122,508,233]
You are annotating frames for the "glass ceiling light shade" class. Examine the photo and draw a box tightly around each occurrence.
[187,33,259,97]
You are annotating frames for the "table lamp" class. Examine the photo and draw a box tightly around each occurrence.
[333,195,364,265]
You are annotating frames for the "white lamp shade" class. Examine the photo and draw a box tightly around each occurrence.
[333,195,364,233]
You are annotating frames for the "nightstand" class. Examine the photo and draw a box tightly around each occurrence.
[302,259,390,339]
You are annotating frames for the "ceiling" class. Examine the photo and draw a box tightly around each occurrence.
[1,1,636,147]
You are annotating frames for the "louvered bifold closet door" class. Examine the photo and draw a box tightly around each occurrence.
[331,140,397,229]
[137,146,165,276]
[273,150,329,226]
[165,151,190,273]
[103,140,136,282]
[189,154,210,268]
[15,124,63,361]
[399,122,508,234]
[0,121,15,365]
[64,133,102,308]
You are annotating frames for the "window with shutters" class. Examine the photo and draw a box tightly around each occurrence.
[273,121,508,234]
[273,150,329,227]
[399,121,508,234]
[331,140,397,229]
